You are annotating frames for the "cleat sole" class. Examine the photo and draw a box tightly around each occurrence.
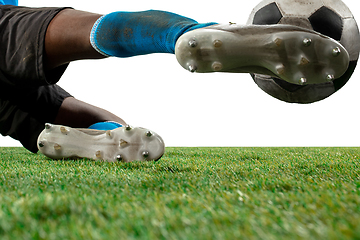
[37,124,165,162]
[175,24,350,85]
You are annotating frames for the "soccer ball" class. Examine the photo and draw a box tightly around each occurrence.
[247,0,360,104]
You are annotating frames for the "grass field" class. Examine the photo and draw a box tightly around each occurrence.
[0,147,359,240]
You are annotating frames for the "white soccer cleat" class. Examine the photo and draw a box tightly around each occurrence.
[175,24,350,85]
[37,124,165,162]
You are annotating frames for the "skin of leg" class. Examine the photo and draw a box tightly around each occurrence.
[45,9,106,69]
[45,9,126,127]
[54,97,127,128]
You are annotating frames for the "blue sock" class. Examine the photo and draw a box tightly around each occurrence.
[88,121,123,131]
[90,10,217,57]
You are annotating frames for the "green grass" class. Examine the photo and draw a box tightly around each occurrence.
[0,147,360,240]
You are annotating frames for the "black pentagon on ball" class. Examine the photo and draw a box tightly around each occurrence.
[253,2,283,25]
[308,6,343,41]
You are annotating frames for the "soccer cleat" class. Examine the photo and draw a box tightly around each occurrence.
[175,24,350,85]
[37,124,165,162]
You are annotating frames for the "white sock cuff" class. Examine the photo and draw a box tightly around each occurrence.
[90,15,111,57]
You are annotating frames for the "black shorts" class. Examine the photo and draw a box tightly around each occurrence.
[0,6,73,153]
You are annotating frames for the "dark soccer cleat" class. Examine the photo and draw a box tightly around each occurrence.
[175,24,349,85]
[37,124,165,162]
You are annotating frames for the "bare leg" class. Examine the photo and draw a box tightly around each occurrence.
[45,9,127,127]
[54,97,126,128]
[45,9,105,70]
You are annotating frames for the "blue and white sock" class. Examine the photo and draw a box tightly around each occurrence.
[90,10,217,57]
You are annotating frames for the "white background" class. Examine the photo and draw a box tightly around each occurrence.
[1,0,359,148]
